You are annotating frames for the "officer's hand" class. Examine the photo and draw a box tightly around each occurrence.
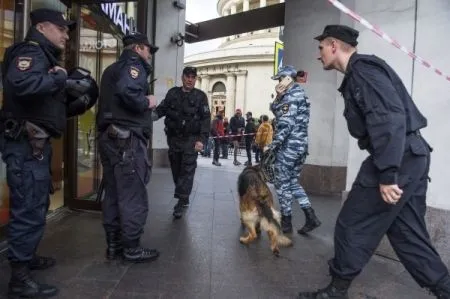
[49,66,67,75]
[379,184,403,205]
[263,146,270,153]
[194,141,203,152]
[147,95,157,109]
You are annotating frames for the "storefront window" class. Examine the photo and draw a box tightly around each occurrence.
[0,0,16,228]
[75,2,137,199]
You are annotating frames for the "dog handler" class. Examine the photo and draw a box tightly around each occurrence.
[297,24,450,299]
[267,65,321,235]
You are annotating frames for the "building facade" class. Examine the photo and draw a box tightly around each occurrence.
[184,0,285,119]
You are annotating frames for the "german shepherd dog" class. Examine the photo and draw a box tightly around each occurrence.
[237,165,292,256]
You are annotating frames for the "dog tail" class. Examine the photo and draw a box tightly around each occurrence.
[277,234,293,247]
[259,201,281,230]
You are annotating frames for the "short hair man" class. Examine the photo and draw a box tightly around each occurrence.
[96,32,160,263]
[297,24,450,299]
[152,66,211,219]
[2,8,97,298]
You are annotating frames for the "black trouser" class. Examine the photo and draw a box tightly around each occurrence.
[167,136,198,200]
[221,139,229,158]
[213,138,220,161]
[98,131,151,248]
[255,147,261,162]
[245,139,252,163]
[329,135,449,289]
[2,138,52,262]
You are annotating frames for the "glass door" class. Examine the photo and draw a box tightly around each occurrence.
[67,1,137,210]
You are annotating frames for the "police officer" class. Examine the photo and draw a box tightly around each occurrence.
[152,66,211,219]
[297,25,450,299]
[267,65,321,235]
[1,8,98,298]
[96,32,159,263]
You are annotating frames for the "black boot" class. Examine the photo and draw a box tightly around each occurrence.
[105,231,123,260]
[297,207,321,235]
[8,262,58,298]
[123,247,160,263]
[281,215,293,234]
[29,256,56,271]
[297,276,351,299]
[431,275,450,299]
[173,198,189,219]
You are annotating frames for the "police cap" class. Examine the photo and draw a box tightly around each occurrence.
[30,8,76,30]
[183,66,197,76]
[314,25,359,47]
[123,32,159,54]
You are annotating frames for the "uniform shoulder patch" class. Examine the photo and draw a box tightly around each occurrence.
[281,103,290,114]
[129,66,140,79]
[16,57,32,71]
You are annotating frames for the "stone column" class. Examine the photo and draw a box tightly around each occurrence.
[243,0,249,11]
[231,4,237,14]
[200,75,210,97]
[226,73,236,118]
[235,71,247,113]
[195,77,201,89]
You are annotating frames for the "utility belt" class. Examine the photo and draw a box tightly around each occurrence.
[106,124,131,149]
[3,119,49,160]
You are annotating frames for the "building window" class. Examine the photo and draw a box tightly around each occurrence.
[211,82,227,117]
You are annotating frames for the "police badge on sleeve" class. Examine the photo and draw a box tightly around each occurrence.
[281,103,289,114]
[129,66,139,79]
[16,57,32,71]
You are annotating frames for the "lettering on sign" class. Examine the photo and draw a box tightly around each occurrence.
[101,3,136,35]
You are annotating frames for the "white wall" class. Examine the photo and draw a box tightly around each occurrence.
[152,0,186,150]
[412,0,450,210]
[284,0,348,167]
[243,62,278,117]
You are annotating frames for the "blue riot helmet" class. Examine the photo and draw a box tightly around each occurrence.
[66,67,99,117]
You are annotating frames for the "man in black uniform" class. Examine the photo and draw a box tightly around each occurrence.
[1,8,98,298]
[96,32,160,263]
[152,66,210,219]
[296,24,450,299]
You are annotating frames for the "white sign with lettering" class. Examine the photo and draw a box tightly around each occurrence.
[101,3,136,35]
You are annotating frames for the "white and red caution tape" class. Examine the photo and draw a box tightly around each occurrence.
[211,133,256,139]
[327,0,450,82]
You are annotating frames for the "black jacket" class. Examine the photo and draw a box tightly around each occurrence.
[1,28,68,137]
[96,49,152,138]
[155,87,211,144]
[338,52,427,185]
[229,115,245,134]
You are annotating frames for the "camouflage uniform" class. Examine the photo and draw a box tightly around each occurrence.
[268,65,321,234]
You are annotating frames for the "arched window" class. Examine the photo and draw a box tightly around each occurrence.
[212,82,226,93]
[211,81,227,117]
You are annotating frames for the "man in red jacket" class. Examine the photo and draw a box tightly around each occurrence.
[211,111,224,166]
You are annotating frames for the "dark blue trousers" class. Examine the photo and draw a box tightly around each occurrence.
[98,132,151,248]
[330,135,449,290]
[2,138,51,262]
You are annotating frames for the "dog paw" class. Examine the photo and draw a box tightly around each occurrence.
[239,237,248,244]
[272,248,280,257]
